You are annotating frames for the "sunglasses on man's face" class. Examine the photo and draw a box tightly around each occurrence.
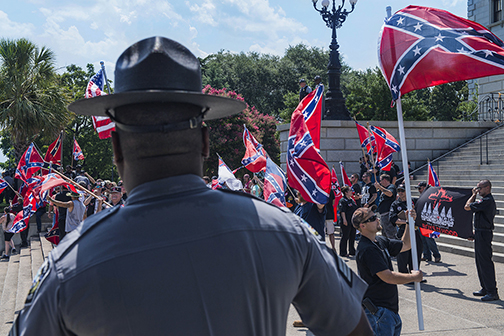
[364,215,378,223]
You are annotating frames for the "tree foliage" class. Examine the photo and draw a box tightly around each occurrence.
[0,38,72,162]
[200,44,331,120]
[202,85,279,178]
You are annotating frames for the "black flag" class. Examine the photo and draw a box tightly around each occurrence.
[415,187,473,239]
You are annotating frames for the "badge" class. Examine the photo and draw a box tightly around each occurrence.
[25,258,51,305]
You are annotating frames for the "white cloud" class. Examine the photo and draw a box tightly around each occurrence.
[187,0,218,26]
[0,11,36,37]
[249,36,310,56]
[222,0,306,37]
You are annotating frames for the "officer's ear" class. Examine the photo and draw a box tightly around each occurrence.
[111,131,124,170]
[201,125,209,159]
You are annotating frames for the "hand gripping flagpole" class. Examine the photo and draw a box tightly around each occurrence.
[396,97,424,330]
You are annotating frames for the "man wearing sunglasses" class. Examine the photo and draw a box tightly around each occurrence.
[352,207,423,336]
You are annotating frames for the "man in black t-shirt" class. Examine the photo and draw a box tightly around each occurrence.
[464,179,499,302]
[375,174,397,239]
[55,187,72,241]
[352,207,422,336]
[361,172,377,208]
[350,173,362,207]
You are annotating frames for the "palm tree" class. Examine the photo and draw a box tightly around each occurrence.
[0,38,71,162]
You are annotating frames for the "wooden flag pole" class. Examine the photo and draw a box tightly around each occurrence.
[51,170,112,208]
[396,97,424,330]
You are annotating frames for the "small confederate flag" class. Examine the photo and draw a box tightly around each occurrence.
[15,143,45,182]
[379,5,504,100]
[263,157,287,207]
[287,101,330,204]
[355,121,376,155]
[73,138,85,161]
[241,124,267,173]
[428,161,440,187]
[44,132,63,166]
[86,68,115,139]
[370,125,400,171]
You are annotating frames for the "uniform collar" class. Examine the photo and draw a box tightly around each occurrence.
[126,174,207,205]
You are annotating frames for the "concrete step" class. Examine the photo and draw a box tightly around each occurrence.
[436,234,504,254]
[0,253,20,335]
[32,236,45,275]
[39,233,54,260]
[15,245,32,316]
[436,241,504,263]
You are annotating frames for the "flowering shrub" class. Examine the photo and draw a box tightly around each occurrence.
[203,85,280,177]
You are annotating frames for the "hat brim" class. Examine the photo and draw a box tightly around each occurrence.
[68,91,247,120]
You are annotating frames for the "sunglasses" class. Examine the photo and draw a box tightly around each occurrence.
[363,215,378,223]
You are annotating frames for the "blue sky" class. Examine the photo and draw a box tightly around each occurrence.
[0,0,466,78]
[0,0,466,164]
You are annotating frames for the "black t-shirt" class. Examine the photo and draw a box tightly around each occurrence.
[470,194,496,230]
[326,190,335,221]
[338,197,358,225]
[361,183,377,207]
[377,184,397,214]
[55,191,71,223]
[356,235,403,314]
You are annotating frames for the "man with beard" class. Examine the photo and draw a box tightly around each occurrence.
[352,207,422,336]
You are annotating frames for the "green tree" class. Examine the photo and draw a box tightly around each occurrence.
[0,38,71,162]
[429,81,467,121]
[202,86,279,178]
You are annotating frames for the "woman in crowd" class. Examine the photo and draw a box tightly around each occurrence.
[338,186,358,257]
[1,207,16,260]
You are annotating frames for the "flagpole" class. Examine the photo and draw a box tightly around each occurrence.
[366,122,377,182]
[72,136,75,168]
[51,170,112,208]
[396,97,424,330]
[100,61,114,181]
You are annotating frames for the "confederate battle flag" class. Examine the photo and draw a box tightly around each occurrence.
[379,5,504,100]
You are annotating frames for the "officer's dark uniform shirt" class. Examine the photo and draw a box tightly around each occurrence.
[356,235,403,314]
[11,175,367,336]
[470,193,496,230]
[338,196,358,225]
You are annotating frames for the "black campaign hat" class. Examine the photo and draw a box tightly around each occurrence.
[68,36,246,120]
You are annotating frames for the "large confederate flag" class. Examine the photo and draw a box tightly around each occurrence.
[379,5,504,100]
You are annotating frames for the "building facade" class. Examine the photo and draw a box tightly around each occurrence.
[468,0,504,121]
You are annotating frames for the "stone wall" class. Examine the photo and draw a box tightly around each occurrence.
[278,120,496,176]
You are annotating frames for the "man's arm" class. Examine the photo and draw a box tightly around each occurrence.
[464,187,479,211]
[367,192,377,206]
[374,182,393,197]
[376,268,422,285]
[48,197,73,212]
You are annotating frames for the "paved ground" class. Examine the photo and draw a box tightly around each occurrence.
[286,234,504,335]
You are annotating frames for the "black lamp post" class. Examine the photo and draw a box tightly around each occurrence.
[312,0,357,120]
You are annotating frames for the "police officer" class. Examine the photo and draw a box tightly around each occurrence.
[11,37,372,335]
[464,179,499,302]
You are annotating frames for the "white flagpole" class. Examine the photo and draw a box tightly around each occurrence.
[396,97,424,330]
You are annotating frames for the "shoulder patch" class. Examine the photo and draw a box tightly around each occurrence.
[25,258,51,306]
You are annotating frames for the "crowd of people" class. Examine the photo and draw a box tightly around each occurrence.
[0,165,127,260]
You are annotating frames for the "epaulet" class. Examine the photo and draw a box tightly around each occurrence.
[51,206,121,261]
[216,188,292,214]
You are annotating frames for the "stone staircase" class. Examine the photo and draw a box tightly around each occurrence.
[410,124,504,263]
[0,223,54,334]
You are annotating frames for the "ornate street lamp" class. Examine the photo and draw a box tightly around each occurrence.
[312,0,357,120]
